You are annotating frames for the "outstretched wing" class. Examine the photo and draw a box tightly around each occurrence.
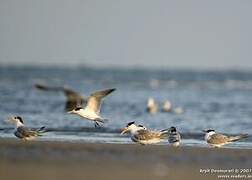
[35,83,63,91]
[35,83,86,111]
[86,88,116,114]
[64,88,85,111]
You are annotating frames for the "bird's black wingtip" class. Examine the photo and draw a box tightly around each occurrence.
[107,88,116,94]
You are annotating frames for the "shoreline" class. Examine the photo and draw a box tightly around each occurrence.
[1,138,252,180]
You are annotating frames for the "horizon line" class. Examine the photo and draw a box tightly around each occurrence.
[1,62,252,73]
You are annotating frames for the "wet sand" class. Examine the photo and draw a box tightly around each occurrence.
[0,138,252,180]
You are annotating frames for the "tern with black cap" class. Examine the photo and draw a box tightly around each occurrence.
[68,88,116,127]
[203,129,248,148]
[121,122,169,145]
[6,116,46,141]
[168,126,181,147]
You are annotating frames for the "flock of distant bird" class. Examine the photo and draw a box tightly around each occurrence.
[5,83,249,148]
[146,97,184,114]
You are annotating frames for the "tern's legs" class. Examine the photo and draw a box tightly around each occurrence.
[94,121,101,128]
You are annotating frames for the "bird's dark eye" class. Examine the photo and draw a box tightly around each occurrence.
[127,121,135,127]
[75,107,82,111]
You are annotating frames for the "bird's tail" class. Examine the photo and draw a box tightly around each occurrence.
[36,126,46,135]
[229,134,248,142]
[159,128,169,139]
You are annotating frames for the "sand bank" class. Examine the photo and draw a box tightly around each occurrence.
[0,138,252,180]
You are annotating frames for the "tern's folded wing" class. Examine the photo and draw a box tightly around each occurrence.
[17,127,39,137]
[207,134,229,144]
[134,130,160,140]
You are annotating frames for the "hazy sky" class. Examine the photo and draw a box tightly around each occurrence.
[0,0,252,69]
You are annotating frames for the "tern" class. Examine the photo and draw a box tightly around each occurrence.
[68,88,116,127]
[146,97,158,114]
[6,116,46,141]
[168,126,181,147]
[203,129,248,148]
[121,122,169,145]
[35,83,86,111]
[162,100,172,112]
[173,107,184,114]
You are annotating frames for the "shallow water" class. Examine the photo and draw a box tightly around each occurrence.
[0,66,252,148]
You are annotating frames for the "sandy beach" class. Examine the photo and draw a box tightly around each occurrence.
[1,1,252,179]
[1,138,252,180]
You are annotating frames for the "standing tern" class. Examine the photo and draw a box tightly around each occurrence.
[168,126,181,147]
[203,129,248,148]
[121,122,169,145]
[146,97,158,114]
[6,116,46,141]
[162,100,172,112]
